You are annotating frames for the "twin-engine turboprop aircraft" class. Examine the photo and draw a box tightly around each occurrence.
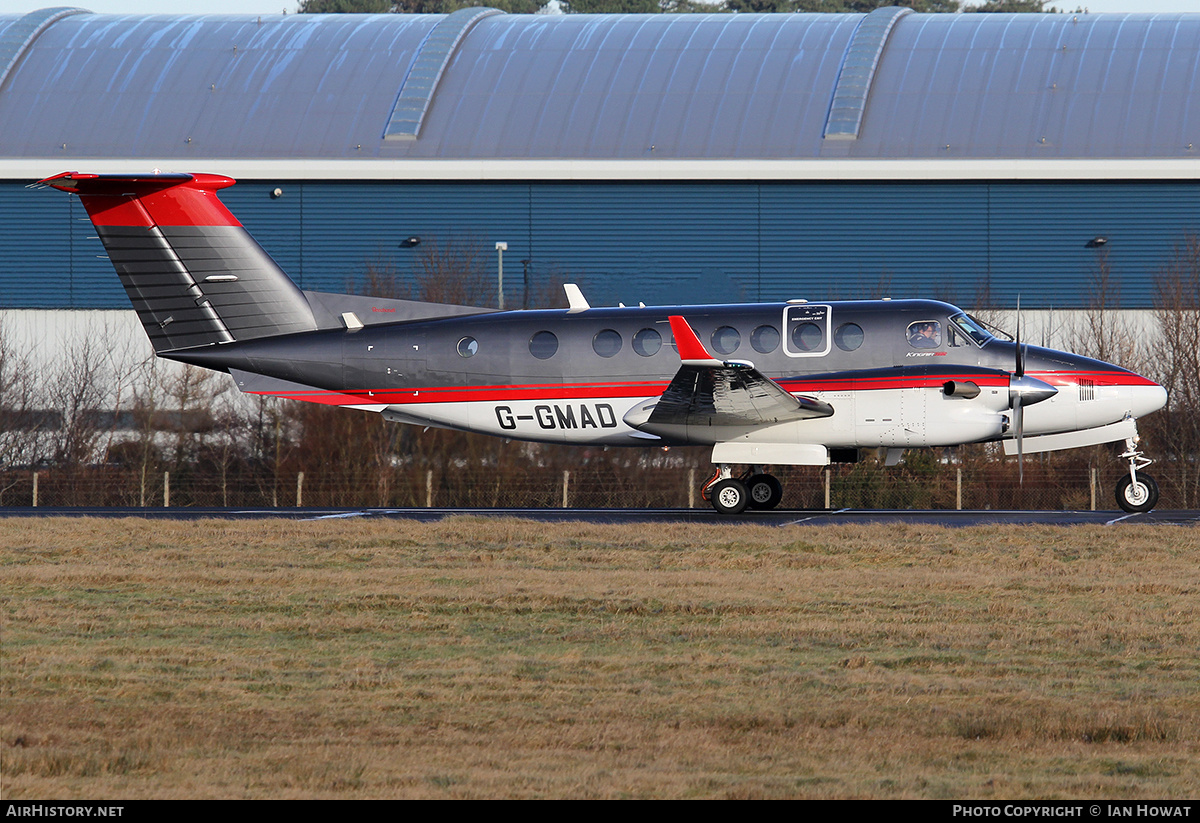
[39,171,1168,514]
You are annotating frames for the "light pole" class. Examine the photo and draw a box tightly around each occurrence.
[521,258,531,309]
[495,241,507,309]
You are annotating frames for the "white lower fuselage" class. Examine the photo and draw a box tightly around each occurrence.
[378,373,1166,456]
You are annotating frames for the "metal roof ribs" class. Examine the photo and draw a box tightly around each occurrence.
[0,6,89,93]
[384,6,504,141]
[823,5,911,141]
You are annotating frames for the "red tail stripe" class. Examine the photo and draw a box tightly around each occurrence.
[43,172,241,228]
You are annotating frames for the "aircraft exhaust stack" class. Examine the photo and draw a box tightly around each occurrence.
[943,380,981,399]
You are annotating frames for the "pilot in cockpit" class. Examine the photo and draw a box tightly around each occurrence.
[908,321,941,348]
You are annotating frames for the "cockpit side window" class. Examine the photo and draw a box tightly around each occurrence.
[907,320,941,349]
[949,313,992,347]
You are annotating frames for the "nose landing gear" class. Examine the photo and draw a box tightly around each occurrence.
[1115,431,1159,513]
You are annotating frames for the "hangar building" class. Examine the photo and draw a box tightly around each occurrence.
[1,6,1198,336]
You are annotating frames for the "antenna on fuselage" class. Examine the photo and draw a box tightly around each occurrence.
[564,284,590,314]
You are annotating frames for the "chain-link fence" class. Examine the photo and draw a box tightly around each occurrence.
[0,455,1187,511]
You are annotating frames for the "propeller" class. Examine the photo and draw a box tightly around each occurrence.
[1006,297,1056,482]
[1014,296,1024,482]
[1014,294,1025,379]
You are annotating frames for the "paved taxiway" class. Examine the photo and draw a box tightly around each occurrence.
[1,507,1197,526]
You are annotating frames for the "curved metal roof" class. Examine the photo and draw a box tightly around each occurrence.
[1,8,1199,163]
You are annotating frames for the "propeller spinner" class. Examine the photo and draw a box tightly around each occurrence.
[1008,298,1057,482]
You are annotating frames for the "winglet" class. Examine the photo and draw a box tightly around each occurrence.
[668,315,724,367]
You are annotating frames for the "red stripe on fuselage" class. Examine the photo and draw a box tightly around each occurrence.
[253,380,672,405]
[242,369,1154,407]
[1031,370,1161,387]
[777,373,1010,393]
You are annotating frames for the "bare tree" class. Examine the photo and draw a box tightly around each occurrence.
[123,355,164,507]
[158,364,226,468]
[45,330,110,467]
[95,316,153,468]
[353,257,407,300]
[0,319,46,469]
[352,239,495,307]
[1147,236,1200,506]
[1066,249,1147,372]
[0,319,50,506]
[412,237,497,307]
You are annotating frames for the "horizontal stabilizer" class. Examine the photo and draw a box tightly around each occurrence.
[303,291,494,329]
[228,368,386,411]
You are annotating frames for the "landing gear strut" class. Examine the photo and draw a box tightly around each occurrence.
[702,465,784,515]
[1115,430,1158,513]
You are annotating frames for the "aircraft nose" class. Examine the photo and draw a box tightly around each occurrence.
[1128,381,1168,418]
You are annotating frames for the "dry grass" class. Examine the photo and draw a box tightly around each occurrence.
[2,517,1199,799]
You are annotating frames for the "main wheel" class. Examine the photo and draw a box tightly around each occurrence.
[745,473,784,510]
[1116,473,1159,513]
[710,478,749,515]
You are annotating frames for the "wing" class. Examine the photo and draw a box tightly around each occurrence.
[646,362,834,428]
[623,316,834,435]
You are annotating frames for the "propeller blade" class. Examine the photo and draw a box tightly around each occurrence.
[1014,394,1024,484]
[1014,294,1024,378]
[1012,294,1027,484]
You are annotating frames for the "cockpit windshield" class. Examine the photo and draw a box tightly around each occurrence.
[949,313,993,347]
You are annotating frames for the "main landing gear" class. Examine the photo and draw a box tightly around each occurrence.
[1115,431,1159,514]
[702,465,784,515]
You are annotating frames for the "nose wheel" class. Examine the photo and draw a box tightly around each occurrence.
[1115,431,1159,513]
[1116,473,1159,513]
[702,465,784,514]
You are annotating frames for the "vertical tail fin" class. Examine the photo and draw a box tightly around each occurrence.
[40,172,316,353]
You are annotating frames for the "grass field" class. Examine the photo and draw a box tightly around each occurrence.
[2,517,1198,799]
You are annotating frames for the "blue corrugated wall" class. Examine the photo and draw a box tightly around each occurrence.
[5,179,1198,310]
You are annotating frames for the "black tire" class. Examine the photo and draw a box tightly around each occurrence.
[1115,473,1159,513]
[710,478,749,515]
[745,473,784,510]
